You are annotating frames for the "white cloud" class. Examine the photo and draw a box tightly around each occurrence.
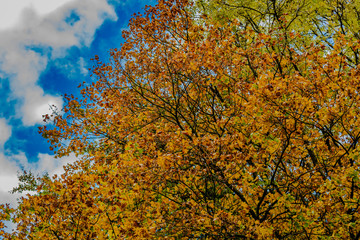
[0,119,11,147]
[0,152,77,206]
[78,57,89,76]
[0,0,117,226]
[35,153,76,175]
[0,0,117,126]
[0,0,75,30]
[21,86,63,126]
[0,152,27,206]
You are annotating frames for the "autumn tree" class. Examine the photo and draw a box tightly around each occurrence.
[195,0,360,66]
[2,0,360,239]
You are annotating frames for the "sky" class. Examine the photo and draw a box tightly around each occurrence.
[0,0,155,208]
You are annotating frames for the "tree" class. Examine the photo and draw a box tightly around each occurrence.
[2,0,360,238]
[195,0,360,66]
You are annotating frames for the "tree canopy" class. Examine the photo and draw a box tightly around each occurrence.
[2,0,360,239]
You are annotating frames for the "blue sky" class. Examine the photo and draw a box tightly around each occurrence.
[0,0,155,206]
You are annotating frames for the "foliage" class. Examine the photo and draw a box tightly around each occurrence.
[9,171,49,194]
[2,0,360,239]
[195,0,360,66]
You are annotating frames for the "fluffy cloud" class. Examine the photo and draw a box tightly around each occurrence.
[0,0,117,126]
[0,120,21,207]
[0,0,117,207]
[0,151,77,206]
[0,119,11,147]
[0,0,75,30]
